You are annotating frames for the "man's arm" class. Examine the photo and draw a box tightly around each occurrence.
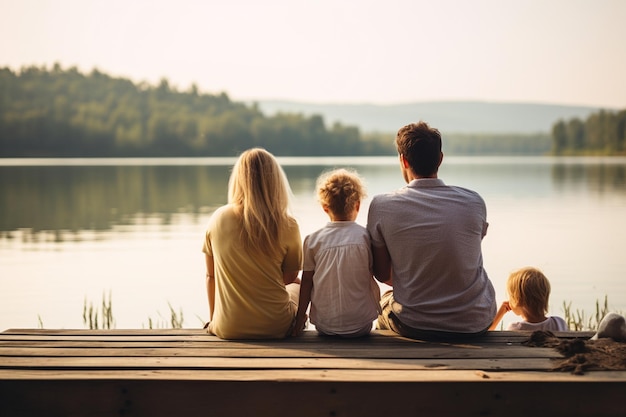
[372,244,393,286]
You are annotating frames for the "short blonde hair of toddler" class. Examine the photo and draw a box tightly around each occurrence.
[316,168,366,218]
[507,267,551,316]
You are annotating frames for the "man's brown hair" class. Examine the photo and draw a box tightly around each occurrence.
[395,121,442,177]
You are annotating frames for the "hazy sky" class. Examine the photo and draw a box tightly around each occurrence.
[1,0,625,108]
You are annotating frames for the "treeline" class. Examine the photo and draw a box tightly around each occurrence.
[363,131,551,155]
[0,64,392,157]
[5,64,616,157]
[444,132,551,155]
[552,109,626,155]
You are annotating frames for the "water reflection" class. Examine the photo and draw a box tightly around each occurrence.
[552,162,626,194]
[0,165,232,240]
[1,157,625,241]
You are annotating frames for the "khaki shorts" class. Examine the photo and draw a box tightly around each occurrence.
[377,290,489,341]
[286,282,300,310]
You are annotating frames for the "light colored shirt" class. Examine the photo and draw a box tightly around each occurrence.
[507,316,568,331]
[202,204,302,339]
[367,178,496,333]
[303,221,380,336]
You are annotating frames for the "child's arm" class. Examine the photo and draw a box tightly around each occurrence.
[489,301,511,331]
[292,270,314,336]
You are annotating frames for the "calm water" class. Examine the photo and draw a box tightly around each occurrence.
[1,156,625,330]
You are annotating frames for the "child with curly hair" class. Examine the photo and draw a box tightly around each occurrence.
[293,168,380,337]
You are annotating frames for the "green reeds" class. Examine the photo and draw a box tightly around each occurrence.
[562,295,613,331]
[82,291,115,330]
[144,302,184,329]
[74,293,619,331]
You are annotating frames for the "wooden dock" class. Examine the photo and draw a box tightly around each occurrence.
[0,328,624,417]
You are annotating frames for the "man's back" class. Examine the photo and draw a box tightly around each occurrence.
[367,178,496,333]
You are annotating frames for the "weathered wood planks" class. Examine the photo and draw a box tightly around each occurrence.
[0,328,623,417]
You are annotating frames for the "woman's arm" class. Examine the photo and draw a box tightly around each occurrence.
[283,270,300,285]
[205,253,215,321]
[293,270,314,336]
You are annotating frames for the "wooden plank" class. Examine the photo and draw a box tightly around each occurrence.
[0,378,623,417]
[0,327,622,417]
[0,338,539,349]
[1,368,625,381]
[0,337,538,349]
[0,345,565,359]
[2,328,592,336]
[0,330,560,351]
[1,328,209,335]
[0,332,558,351]
[0,328,596,341]
[0,356,558,371]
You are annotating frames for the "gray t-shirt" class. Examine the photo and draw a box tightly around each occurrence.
[367,178,496,333]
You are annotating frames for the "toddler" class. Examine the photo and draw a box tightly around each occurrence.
[293,169,380,337]
[490,267,567,331]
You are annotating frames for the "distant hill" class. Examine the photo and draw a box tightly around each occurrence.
[255,100,611,134]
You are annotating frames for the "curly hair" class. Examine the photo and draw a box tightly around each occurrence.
[316,168,366,219]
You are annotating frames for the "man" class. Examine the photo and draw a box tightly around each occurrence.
[367,121,496,340]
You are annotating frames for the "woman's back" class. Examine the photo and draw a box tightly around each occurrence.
[204,205,302,339]
[203,148,303,340]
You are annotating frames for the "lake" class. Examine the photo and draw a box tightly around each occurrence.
[1,156,625,331]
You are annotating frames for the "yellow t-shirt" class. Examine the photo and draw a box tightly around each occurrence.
[202,204,302,339]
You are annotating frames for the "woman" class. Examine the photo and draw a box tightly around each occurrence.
[202,148,302,339]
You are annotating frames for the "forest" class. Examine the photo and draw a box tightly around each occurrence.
[0,65,389,157]
[0,64,621,157]
[551,109,626,155]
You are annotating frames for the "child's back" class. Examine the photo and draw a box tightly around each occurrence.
[507,316,567,331]
[304,221,380,336]
[293,168,380,337]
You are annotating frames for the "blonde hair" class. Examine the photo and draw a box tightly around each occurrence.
[228,148,294,256]
[316,168,366,218]
[506,267,551,316]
